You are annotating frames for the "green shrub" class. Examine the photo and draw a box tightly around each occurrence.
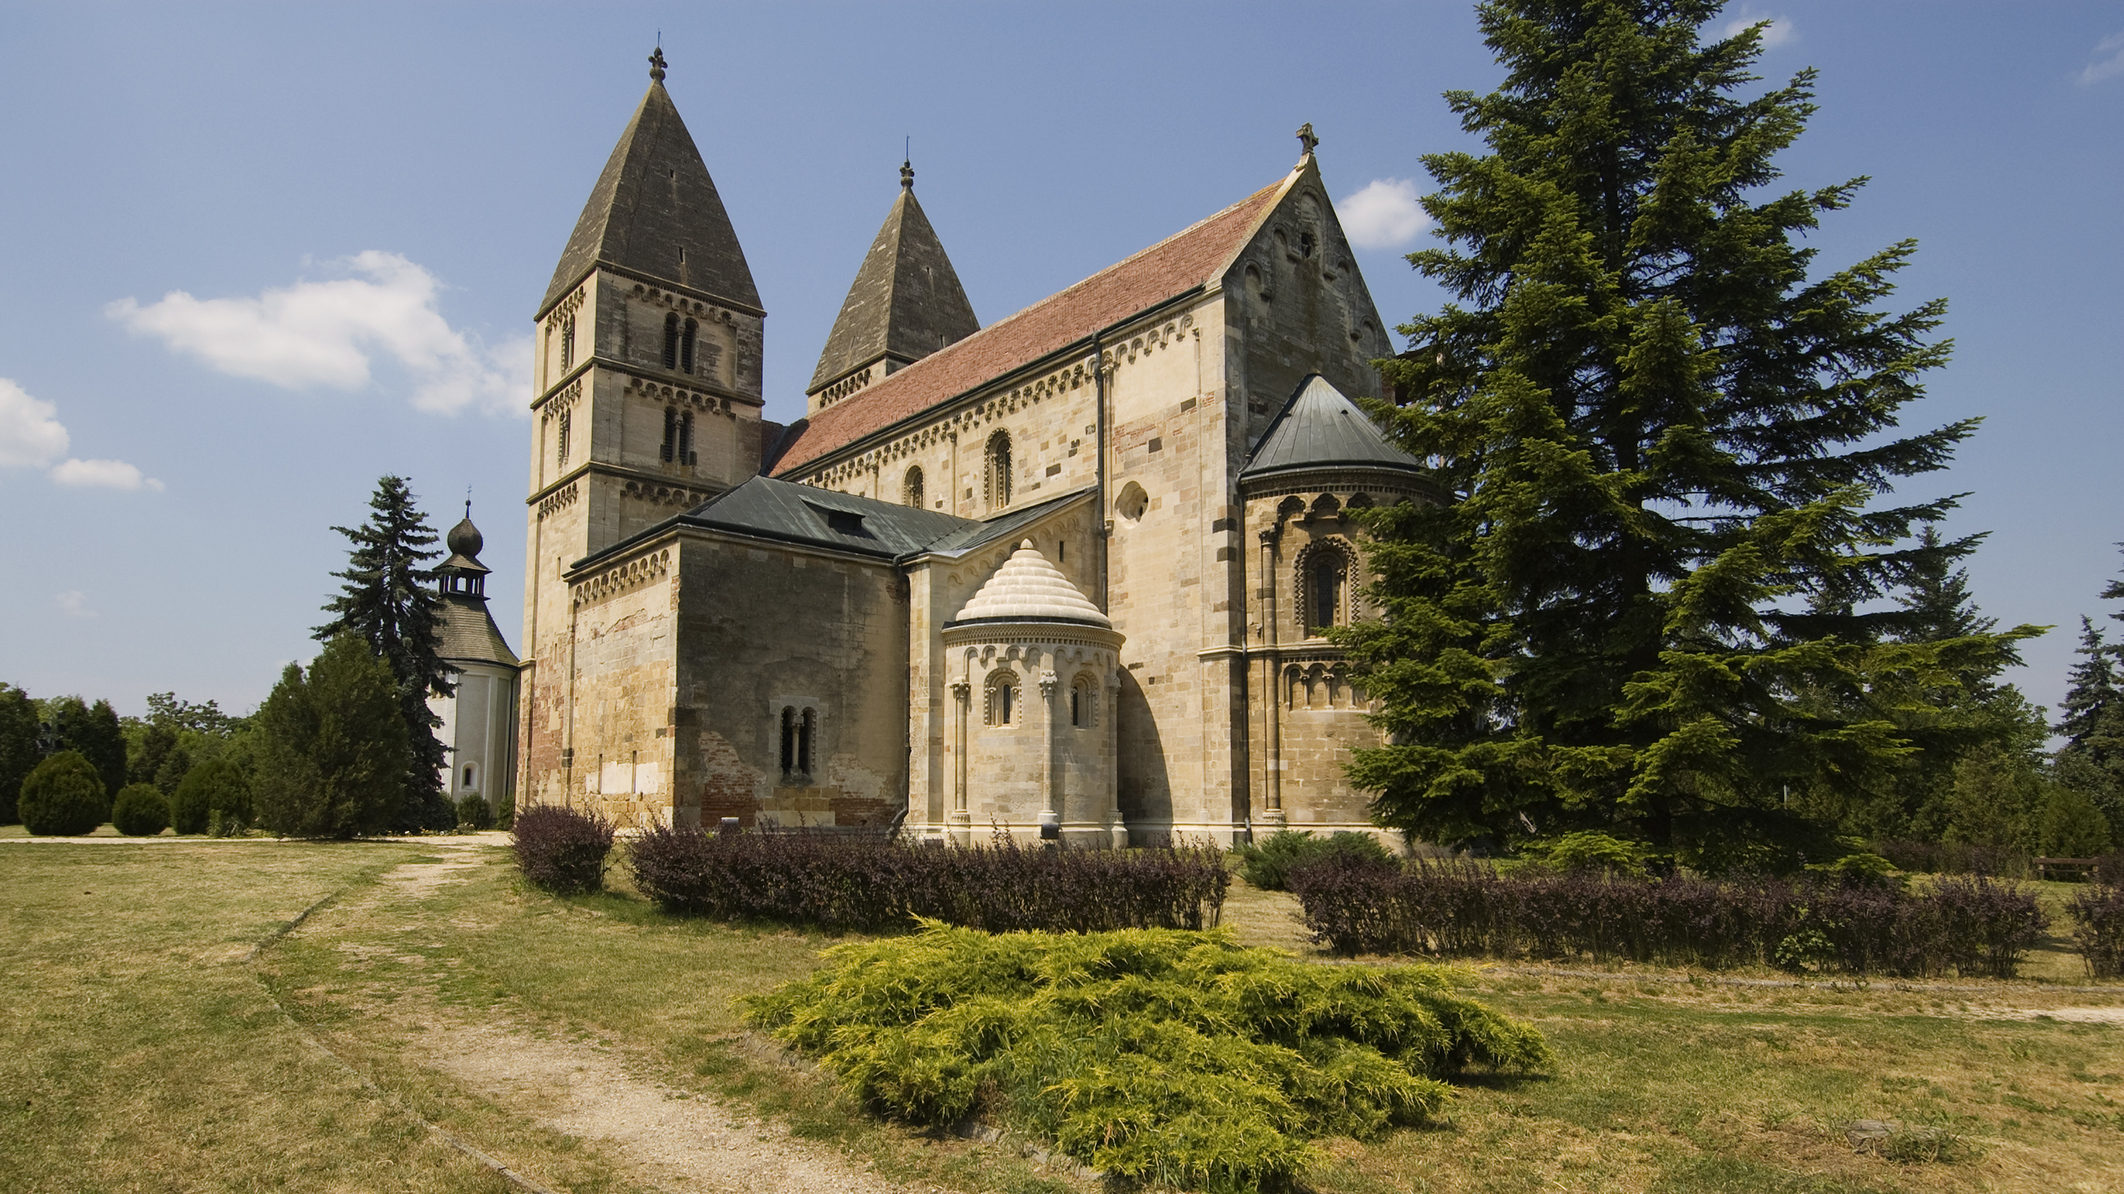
[1235,829,1395,891]
[1520,831,1656,877]
[170,758,249,836]
[1806,851,1904,889]
[747,922,1550,1193]
[454,792,492,832]
[18,751,108,836]
[111,783,170,836]
[493,789,514,830]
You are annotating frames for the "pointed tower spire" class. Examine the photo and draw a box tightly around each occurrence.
[806,160,979,411]
[539,49,759,317]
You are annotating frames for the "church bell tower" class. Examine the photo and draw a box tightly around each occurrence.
[518,47,765,799]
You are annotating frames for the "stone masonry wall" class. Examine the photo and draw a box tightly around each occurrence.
[670,534,909,831]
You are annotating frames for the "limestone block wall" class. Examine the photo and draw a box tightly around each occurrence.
[1099,300,1242,842]
[552,545,680,828]
[799,353,1103,520]
[1240,479,1425,835]
[670,535,909,831]
[935,634,1123,847]
[904,501,1102,840]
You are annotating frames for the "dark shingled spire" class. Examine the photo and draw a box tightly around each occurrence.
[540,52,760,318]
[808,163,978,395]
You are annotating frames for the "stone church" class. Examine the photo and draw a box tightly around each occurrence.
[516,51,1431,845]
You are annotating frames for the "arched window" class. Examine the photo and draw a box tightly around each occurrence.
[1070,675,1098,728]
[680,318,698,374]
[662,312,680,370]
[679,410,695,466]
[556,407,571,468]
[462,763,477,790]
[661,406,677,462]
[798,707,816,775]
[1303,543,1351,635]
[559,314,576,370]
[985,671,1019,727]
[984,430,1012,510]
[904,465,924,509]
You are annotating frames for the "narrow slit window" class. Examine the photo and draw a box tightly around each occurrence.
[663,312,680,370]
[798,707,816,775]
[779,706,797,776]
[984,430,1012,510]
[680,318,698,374]
[556,408,571,467]
[661,407,677,462]
[559,315,576,370]
[679,410,695,465]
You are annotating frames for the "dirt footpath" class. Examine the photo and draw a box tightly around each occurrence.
[277,840,921,1194]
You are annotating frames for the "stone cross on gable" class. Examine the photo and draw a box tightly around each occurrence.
[1296,122,1319,156]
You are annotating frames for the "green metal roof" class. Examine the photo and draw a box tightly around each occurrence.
[1239,374,1424,482]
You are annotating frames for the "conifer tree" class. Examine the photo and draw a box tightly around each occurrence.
[2054,616,2124,843]
[314,475,455,832]
[46,695,128,799]
[254,636,409,839]
[1343,0,2038,867]
[0,684,40,824]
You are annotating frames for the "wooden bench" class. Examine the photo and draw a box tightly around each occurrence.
[2035,856,2099,881]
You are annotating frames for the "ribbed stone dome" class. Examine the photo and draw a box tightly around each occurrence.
[953,541,1110,627]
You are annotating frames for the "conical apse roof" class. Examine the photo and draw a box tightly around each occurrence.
[1240,374,1424,481]
[809,164,978,394]
[541,55,760,317]
[952,541,1109,627]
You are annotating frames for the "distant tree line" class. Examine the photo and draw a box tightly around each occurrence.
[8,473,488,839]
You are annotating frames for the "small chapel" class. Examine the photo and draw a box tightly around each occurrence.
[515,50,1432,845]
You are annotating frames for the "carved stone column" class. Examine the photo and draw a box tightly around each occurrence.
[948,678,972,846]
[1038,667,1060,819]
[1259,527,1287,832]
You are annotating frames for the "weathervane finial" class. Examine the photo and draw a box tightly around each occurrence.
[649,44,668,83]
[1296,122,1319,157]
[901,137,914,190]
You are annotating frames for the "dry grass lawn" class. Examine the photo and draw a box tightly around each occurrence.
[4,838,2120,1193]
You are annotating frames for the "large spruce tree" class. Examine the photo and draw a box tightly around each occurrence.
[1343,0,2036,868]
[314,475,455,832]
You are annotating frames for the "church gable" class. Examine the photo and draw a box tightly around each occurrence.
[1220,157,1396,447]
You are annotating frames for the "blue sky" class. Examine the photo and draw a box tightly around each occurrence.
[2,2,2120,724]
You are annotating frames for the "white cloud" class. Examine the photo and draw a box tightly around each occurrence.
[0,376,161,491]
[1716,9,1795,50]
[51,458,164,491]
[54,591,97,619]
[1336,179,1432,251]
[2080,31,2124,86]
[108,250,528,416]
[0,378,70,468]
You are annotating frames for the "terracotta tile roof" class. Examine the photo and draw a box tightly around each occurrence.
[771,174,1290,476]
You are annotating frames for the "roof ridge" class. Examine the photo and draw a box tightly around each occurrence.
[774,170,1293,475]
